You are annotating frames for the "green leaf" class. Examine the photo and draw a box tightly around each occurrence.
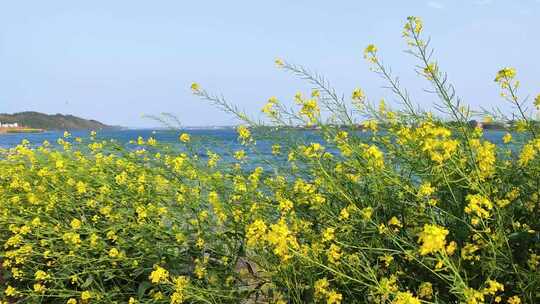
[81,275,94,289]
[137,281,152,299]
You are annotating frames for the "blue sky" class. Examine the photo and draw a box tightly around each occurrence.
[0,0,538,127]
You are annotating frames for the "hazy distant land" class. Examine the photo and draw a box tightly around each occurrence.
[0,111,118,133]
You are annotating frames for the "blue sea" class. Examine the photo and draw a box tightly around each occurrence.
[0,129,239,149]
[0,128,292,167]
[0,129,282,163]
[0,128,511,153]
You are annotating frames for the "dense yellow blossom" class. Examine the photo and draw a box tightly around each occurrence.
[418,282,433,299]
[246,219,267,248]
[417,224,449,255]
[465,194,493,219]
[464,288,484,304]
[483,279,504,296]
[237,125,251,144]
[494,67,516,84]
[518,139,540,166]
[34,270,49,281]
[266,219,299,261]
[327,244,342,264]
[70,218,81,230]
[298,98,320,125]
[0,16,537,304]
[314,278,330,298]
[475,140,496,179]
[418,182,435,197]
[393,291,421,304]
[326,291,343,304]
[81,291,92,301]
[149,265,169,284]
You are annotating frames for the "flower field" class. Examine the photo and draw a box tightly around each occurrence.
[1,17,539,303]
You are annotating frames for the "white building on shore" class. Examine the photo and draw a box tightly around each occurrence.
[0,122,19,128]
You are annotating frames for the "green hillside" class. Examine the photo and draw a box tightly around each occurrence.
[0,111,117,130]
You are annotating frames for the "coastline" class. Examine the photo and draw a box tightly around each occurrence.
[0,127,45,134]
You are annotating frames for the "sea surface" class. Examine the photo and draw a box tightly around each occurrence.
[0,129,239,149]
[0,129,282,163]
[0,128,511,154]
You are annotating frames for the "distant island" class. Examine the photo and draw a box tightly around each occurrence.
[0,111,118,133]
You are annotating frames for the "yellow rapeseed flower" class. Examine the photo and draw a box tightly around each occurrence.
[423,62,438,80]
[299,99,320,125]
[360,207,373,221]
[507,296,521,304]
[446,241,457,256]
[272,144,281,155]
[327,244,342,264]
[379,254,394,267]
[518,140,539,166]
[494,67,516,83]
[483,279,504,296]
[108,247,119,258]
[326,291,343,304]
[461,243,481,261]
[149,265,169,284]
[35,270,49,281]
[190,82,200,92]
[465,194,493,219]
[237,125,252,144]
[534,94,540,109]
[70,218,81,230]
[417,224,449,255]
[81,291,92,301]
[234,149,246,160]
[363,120,379,132]
[502,133,512,144]
[352,88,365,102]
[5,285,17,296]
[365,145,385,168]
[33,283,46,294]
[475,141,496,179]
[418,282,433,299]
[322,227,336,243]
[388,216,402,228]
[464,288,485,304]
[262,96,280,117]
[314,278,329,298]
[179,133,191,143]
[418,182,435,197]
[147,137,157,146]
[393,291,421,304]
[267,219,299,261]
[364,44,378,62]
[170,292,184,304]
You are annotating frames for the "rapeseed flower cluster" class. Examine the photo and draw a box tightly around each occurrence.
[1,16,539,304]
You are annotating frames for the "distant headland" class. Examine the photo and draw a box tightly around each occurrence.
[0,111,118,133]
